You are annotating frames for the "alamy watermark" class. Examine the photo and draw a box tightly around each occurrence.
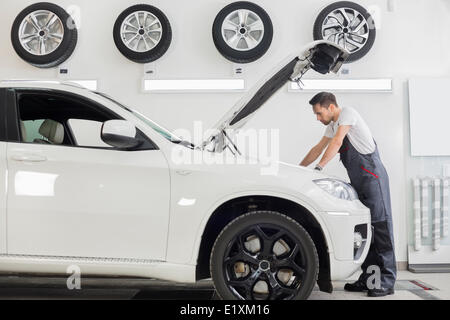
[66,5,81,30]
[171,121,281,176]
[366,265,381,290]
[66,265,81,290]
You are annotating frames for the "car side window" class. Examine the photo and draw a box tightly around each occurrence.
[21,119,47,143]
[15,90,157,150]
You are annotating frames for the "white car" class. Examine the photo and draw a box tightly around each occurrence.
[0,41,371,300]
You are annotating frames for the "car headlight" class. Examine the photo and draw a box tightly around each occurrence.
[313,178,358,201]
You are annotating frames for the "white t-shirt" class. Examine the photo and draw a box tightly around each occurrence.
[324,107,376,154]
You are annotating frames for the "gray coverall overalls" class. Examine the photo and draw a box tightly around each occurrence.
[339,135,397,289]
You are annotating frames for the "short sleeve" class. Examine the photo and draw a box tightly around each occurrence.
[324,124,334,138]
[338,108,357,127]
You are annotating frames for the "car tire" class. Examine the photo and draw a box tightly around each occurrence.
[11,2,78,68]
[212,1,273,64]
[210,211,319,300]
[313,1,376,63]
[113,4,172,64]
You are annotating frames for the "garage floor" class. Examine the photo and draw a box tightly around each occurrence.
[0,271,448,300]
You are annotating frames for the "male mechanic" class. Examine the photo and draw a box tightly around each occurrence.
[299,92,396,297]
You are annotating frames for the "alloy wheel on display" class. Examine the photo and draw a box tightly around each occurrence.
[221,9,264,51]
[120,11,163,53]
[113,4,172,64]
[11,2,78,68]
[18,10,64,56]
[321,7,369,54]
[212,1,273,63]
[313,1,376,63]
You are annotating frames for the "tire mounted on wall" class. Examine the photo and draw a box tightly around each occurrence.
[313,1,376,63]
[212,1,273,64]
[11,2,78,68]
[113,4,172,64]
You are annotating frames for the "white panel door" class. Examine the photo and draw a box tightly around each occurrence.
[409,78,450,156]
[6,142,170,260]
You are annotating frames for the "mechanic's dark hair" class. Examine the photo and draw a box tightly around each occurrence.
[309,92,338,108]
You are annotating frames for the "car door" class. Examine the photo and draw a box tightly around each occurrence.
[5,88,170,261]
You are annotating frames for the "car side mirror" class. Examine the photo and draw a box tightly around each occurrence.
[101,120,141,149]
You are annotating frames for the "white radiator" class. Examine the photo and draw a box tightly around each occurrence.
[413,177,450,251]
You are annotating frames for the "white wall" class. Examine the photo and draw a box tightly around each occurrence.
[1,0,449,263]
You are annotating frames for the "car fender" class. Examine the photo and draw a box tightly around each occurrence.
[189,189,334,265]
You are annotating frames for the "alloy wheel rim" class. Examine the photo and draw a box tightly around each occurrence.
[221,9,265,51]
[19,10,65,56]
[120,11,163,53]
[321,7,370,53]
[222,224,307,300]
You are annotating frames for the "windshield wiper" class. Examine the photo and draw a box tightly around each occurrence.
[171,139,195,149]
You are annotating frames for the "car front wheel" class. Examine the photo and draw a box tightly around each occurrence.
[210,211,319,300]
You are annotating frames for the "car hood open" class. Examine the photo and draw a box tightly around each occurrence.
[202,40,348,149]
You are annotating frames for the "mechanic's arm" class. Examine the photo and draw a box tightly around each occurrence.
[317,125,351,168]
[300,136,331,167]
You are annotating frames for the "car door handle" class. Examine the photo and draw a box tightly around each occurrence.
[11,154,47,162]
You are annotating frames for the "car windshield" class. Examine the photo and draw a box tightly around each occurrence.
[95,92,194,147]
